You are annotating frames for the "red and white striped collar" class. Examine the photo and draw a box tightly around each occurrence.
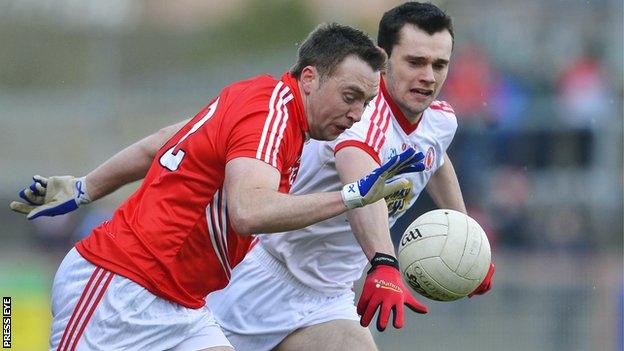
[380,76,423,135]
[280,72,309,135]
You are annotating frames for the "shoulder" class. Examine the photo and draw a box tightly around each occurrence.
[429,100,455,114]
[429,100,455,117]
[223,75,289,114]
[426,100,457,128]
[225,74,281,97]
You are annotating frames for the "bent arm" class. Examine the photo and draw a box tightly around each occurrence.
[425,153,466,213]
[335,146,395,260]
[86,120,188,200]
[224,157,347,235]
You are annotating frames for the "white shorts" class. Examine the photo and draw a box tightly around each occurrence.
[207,244,359,351]
[49,248,232,351]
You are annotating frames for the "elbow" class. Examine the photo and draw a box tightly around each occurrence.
[228,208,259,235]
[145,124,181,157]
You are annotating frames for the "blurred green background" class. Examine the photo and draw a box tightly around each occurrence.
[0,0,622,350]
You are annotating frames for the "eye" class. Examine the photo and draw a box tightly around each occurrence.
[433,63,447,71]
[407,58,425,67]
[343,94,355,104]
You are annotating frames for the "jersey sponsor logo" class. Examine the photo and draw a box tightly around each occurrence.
[424,146,435,171]
[385,180,412,216]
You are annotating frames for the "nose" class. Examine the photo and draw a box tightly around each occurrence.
[420,65,435,84]
[347,104,365,123]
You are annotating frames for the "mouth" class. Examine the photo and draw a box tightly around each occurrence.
[410,88,434,98]
[335,124,350,134]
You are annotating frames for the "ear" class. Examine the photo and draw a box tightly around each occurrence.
[299,66,318,95]
[376,46,389,75]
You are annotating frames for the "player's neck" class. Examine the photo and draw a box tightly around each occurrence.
[404,110,424,125]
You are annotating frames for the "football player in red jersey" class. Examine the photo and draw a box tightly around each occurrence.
[11,24,428,351]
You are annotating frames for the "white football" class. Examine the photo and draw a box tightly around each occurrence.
[398,209,491,301]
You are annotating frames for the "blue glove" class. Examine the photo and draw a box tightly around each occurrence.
[10,175,91,220]
[341,148,425,209]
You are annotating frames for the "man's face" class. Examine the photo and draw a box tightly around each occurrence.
[384,25,453,121]
[302,55,379,141]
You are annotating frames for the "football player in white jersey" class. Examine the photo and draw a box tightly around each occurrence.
[207,2,495,351]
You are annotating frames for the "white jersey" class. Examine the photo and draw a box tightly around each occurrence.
[260,82,458,294]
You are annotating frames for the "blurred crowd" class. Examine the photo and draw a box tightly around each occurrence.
[2,0,622,255]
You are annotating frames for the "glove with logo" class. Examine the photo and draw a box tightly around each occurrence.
[342,148,424,209]
[357,253,428,331]
[468,261,495,297]
[9,175,91,220]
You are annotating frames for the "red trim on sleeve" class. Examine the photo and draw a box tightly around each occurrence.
[334,140,381,165]
[429,100,456,114]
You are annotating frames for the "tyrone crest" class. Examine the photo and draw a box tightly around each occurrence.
[424,146,435,171]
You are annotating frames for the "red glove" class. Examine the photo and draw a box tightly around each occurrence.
[469,261,495,297]
[357,253,428,331]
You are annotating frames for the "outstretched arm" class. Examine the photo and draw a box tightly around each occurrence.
[86,119,187,200]
[224,148,420,235]
[224,158,347,234]
[10,119,187,219]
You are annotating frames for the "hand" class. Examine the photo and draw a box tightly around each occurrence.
[10,175,91,220]
[341,148,424,209]
[357,253,428,331]
[469,261,495,297]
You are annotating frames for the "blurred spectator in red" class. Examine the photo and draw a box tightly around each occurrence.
[442,43,495,126]
[556,48,613,129]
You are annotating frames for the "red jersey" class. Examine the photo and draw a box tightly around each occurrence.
[76,72,308,309]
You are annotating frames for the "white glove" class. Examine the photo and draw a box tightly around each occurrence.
[10,175,91,220]
[341,148,425,209]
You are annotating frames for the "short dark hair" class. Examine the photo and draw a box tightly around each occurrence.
[290,23,386,80]
[378,2,454,57]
